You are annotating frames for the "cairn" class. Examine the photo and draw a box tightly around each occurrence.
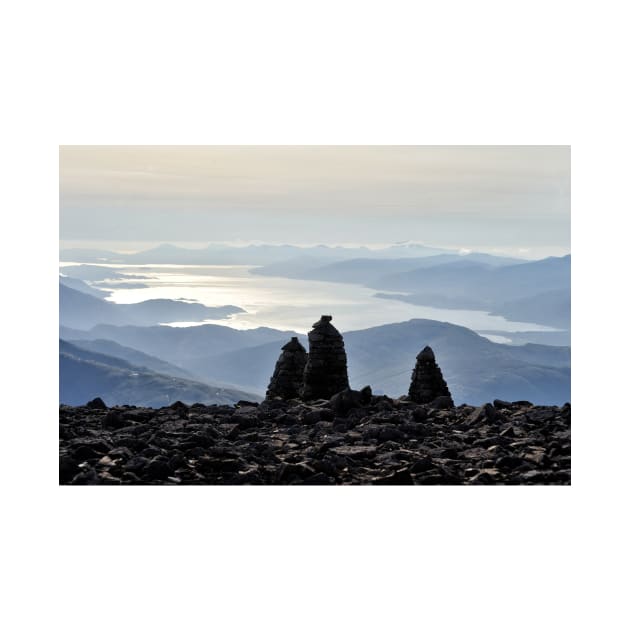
[301,315,349,400]
[265,337,308,400]
[408,346,454,407]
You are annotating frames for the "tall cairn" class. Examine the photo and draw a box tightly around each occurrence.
[301,315,349,400]
[265,337,308,400]
[408,346,454,407]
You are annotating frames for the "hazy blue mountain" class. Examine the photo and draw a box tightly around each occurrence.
[347,320,569,403]
[60,284,125,329]
[100,317,570,405]
[61,265,151,281]
[59,248,124,263]
[60,325,94,340]
[490,289,571,328]
[302,257,500,285]
[61,242,455,266]
[252,252,525,284]
[344,320,569,405]
[369,256,570,329]
[189,337,308,392]
[59,275,111,298]
[373,255,569,298]
[249,255,343,279]
[60,340,260,407]
[72,322,294,365]
[60,283,244,329]
[65,338,196,379]
[374,291,489,311]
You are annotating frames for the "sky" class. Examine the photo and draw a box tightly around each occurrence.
[59,146,570,258]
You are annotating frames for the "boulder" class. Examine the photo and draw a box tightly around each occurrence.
[86,397,107,410]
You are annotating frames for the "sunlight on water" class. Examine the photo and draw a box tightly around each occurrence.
[62,263,560,336]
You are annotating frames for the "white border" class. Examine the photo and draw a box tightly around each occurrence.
[4,1,629,628]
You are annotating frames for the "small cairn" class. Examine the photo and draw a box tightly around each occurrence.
[265,337,308,400]
[301,315,349,400]
[408,346,454,407]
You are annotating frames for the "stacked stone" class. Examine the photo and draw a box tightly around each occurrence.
[265,337,308,400]
[301,315,349,400]
[408,346,454,407]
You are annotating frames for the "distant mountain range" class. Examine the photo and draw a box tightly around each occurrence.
[59,275,112,298]
[61,318,570,406]
[60,242,454,265]
[58,243,570,406]
[61,265,152,281]
[251,252,524,283]
[60,340,260,407]
[254,253,571,330]
[60,282,243,329]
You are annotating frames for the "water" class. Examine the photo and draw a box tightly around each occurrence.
[60,263,559,338]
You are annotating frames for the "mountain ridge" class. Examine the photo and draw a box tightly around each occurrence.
[61,317,569,405]
[60,339,260,407]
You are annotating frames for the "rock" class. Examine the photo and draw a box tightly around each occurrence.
[124,455,149,473]
[101,410,125,429]
[330,445,378,459]
[359,386,373,404]
[59,455,80,482]
[59,387,570,485]
[409,458,434,474]
[301,316,350,400]
[265,337,308,400]
[107,446,134,461]
[170,400,189,412]
[378,426,405,442]
[144,458,172,480]
[301,408,333,425]
[276,462,316,483]
[303,472,334,485]
[432,395,454,410]
[408,346,454,407]
[371,468,414,485]
[86,397,107,410]
[232,406,260,427]
[493,399,511,409]
[468,403,496,423]
[72,442,110,460]
[330,388,365,416]
[236,400,259,407]
[496,455,524,470]
[469,469,501,484]
[411,407,428,422]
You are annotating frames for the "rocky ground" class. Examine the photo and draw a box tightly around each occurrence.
[59,396,570,485]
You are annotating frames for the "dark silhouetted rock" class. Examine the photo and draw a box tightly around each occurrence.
[144,458,172,480]
[432,395,454,410]
[301,316,349,400]
[266,337,308,400]
[101,410,125,429]
[60,384,570,485]
[468,403,497,423]
[359,386,372,404]
[86,397,107,410]
[59,455,80,482]
[408,346,454,407]
[331,388,364,416]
